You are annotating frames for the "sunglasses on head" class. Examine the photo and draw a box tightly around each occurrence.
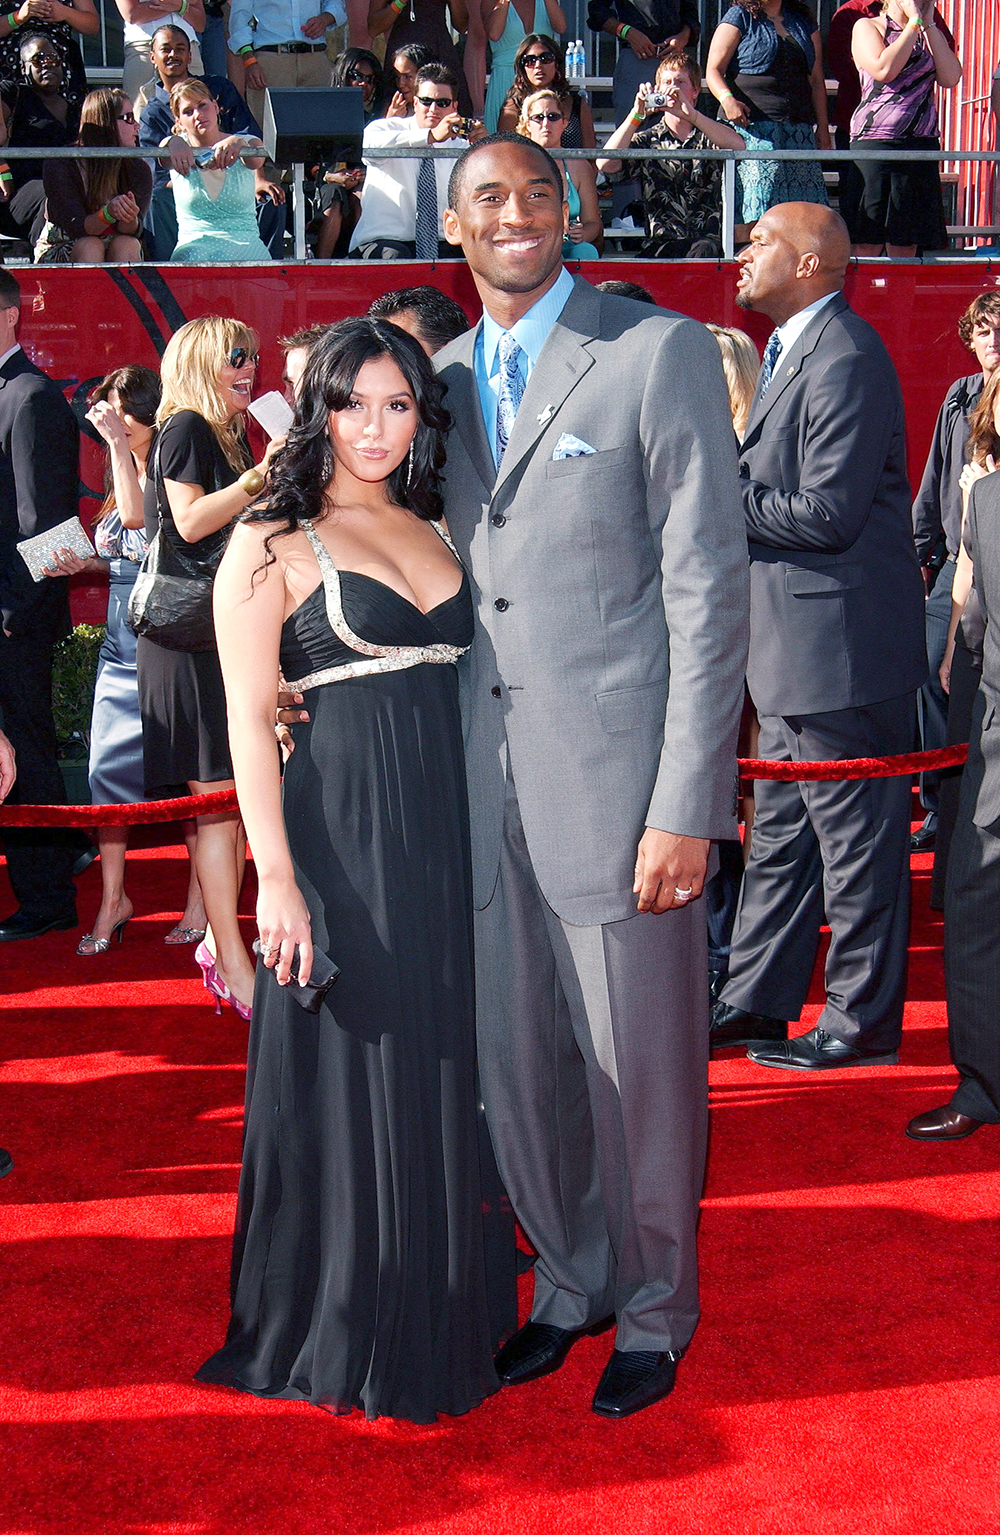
[524,51,555,65]
[228,347,259,369]
[416,94,454,107]
[528,110,563,123]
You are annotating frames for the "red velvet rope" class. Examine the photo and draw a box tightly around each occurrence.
[0,745,970,827]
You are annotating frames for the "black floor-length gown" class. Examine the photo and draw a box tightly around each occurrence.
[197,520,502,1423]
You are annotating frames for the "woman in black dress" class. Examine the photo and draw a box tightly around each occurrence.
[136,315,278,1023]
[199,319,500,1423]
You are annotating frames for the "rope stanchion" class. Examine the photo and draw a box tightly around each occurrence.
[0,745,970,827]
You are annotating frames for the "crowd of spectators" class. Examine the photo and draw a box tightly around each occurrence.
[0,0,985,264]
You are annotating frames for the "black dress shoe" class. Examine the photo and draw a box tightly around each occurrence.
[909,822,937,853]
[708,968,727,1006]
[906,1104,984,1140]
[0,910,77,942]
[72,842,99,877]
[592,1349,679,1418]
[494,1321,586,1385]
[710,1001,788,1050]
[0,1147,12,1178]
[748,1025,899,1070]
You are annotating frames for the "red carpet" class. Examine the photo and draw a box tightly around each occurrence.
[2,839,999,1534]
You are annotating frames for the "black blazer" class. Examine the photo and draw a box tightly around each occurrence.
[739,292,927,717]
[966,472,1000,831]
[0,346,79,643]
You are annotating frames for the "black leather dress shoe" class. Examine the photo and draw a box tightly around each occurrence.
[592,1349,679,1418]
[748,1025,899,1070]
[0,910,77,942]
[0,1148,12,1178]
[906,1104,984,1140]
[710,1001,788,1050]
[494,1321,584,1385]
[708,968,727,1006]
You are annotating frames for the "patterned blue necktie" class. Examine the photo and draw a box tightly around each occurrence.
[495,332,525,466]
[414,155,438,261]
[759,329,782,393]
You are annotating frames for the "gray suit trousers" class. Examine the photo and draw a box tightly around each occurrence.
[943,690,1000,1123]
[723,694,916,1052]
[474,772,709,1355]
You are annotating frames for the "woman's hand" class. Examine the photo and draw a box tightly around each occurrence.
[939,634,955,695]
[959,456,997,497]
[257,875,313,987]
[86,397,129,449]
[106,190,140,226]
[567,219,586,243]
[42,546,103,579]
[624,25,656,60]
[899,0,922,24]
[211,135,247,169]
[15,0,53,21]
[386,89,408,117]
[721,91,750,126]
[167,134,194,175]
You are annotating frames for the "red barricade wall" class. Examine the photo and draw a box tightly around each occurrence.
[29,259,996,624]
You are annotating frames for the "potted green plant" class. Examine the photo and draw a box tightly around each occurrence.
[51,622,105,804]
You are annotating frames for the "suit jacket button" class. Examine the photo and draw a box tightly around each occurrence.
[491,685,501,698]
[492,513,506,527]
[494,597,509,611]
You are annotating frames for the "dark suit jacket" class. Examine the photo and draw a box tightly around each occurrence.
[912,371,982,565]
[0,346,79,643]
[965,473,1000,831]
[739,291,927,717]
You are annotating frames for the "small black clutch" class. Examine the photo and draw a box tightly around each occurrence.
[253,940,340,1014]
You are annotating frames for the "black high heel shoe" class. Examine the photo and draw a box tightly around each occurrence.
[77,915,131,957]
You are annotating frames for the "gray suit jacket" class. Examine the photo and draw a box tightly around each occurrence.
[739,292,927,718]
[965,473,1000,831]
[435,277,750,925]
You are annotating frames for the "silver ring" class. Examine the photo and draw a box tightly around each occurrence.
[673,886,693,900]
[259,943,278,956]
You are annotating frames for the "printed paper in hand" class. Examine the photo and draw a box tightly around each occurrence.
[248,391,294,440]
[17,516,96,582]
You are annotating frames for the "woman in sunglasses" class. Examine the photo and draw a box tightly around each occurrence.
[36,86,150,262]
[517,88,602,258]
[165,78,270,263]
[136,316,280,1023]
[497,33,595,145]
[330,46,388,121]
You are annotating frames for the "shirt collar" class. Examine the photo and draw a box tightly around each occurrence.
[774,290,839,355]
[0,343,21,371]
[482,266,575,381]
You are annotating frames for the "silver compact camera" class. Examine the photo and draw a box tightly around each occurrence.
[645,90,670,109]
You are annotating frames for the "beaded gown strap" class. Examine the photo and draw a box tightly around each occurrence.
[285,518,466,691]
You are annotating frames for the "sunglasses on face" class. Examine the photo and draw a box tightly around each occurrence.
[416,95,454,108]
[524,51,555,65]
[348,68,375,82]
[528,111,564,124]
[117,112,136,123]
[228,347,259,369]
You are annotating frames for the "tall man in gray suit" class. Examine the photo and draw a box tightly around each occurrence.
[711,203,927,1070]
[437,134,749,1417]
[907,465,1000,1141]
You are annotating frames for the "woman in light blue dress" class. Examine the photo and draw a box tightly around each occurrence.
[166,78,271,263]
[483,0,565,132]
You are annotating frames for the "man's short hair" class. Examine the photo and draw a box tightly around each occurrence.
[414,62,458,96]
[959,293,1000,350]
[656,49,701,93]
[0,270,21,312]
[150,22,190,49]
[368,286,469,350]
[279,323,329,354]
[447,131,563,213]
[597,280,654,304]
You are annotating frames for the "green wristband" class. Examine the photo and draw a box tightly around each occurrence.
[6,10,19,26]
[619,23,631,38]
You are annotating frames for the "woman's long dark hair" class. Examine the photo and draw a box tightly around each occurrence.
[89,364,161,523]
[506,34,574,114]
[249,318,451,560]
[330,47,387,116]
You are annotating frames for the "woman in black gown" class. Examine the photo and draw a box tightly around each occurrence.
[199,319,501,1424]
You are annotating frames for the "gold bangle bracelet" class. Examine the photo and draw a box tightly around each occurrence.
[239,467,265,497]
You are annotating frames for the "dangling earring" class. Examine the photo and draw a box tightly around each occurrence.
[407,438,415,488]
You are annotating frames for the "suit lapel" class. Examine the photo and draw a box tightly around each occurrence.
[492,277,598,498]
[743,292,849,449]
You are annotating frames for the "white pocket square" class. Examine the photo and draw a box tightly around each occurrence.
[552,433,597,460]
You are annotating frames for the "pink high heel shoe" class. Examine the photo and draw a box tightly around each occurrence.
[195,940,252,1022]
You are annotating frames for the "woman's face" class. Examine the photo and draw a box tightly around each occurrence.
[23,39,62,92]
[524,98,566,150]
[327,355,418,487]
[217,343,258,420]
[521,44,557,90]
[115,97,138,148]
[347,57,378,107]
[174,92,220,145]
[108,386,154,455]
[394,53,419,102]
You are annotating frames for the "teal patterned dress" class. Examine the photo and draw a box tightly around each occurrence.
[170,157,271,263]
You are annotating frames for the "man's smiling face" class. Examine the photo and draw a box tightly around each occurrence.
[443,140,567,300]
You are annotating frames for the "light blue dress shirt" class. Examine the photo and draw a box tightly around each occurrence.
[227,0,346,54]
[475,265,575,467]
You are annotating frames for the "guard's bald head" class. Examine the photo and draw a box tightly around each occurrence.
[736,202,850,325]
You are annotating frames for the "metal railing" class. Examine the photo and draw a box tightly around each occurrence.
[3,142,998,262]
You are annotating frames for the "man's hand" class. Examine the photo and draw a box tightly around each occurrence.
[245,59,267,91]
[625,26,657,60]
[662,82,693,121]
[0,728,14,803]
[301,10,333,36]
[276,683,310,760]
[633,828,710,914]
[430,111,464,142]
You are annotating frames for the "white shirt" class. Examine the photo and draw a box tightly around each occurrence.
[350,118,466,252]
[124,11,199,47]
[227,0,346,54]
[0,343,20,372]
[770,290,839,373]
